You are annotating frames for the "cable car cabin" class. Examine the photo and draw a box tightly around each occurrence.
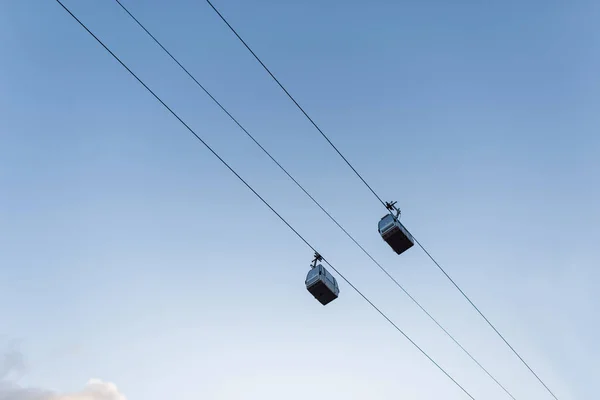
[378,214,414,255]
[305,264,339,305]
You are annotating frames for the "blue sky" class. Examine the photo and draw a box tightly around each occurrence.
[1,0,598,399]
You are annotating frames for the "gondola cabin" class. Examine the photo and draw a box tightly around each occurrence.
[378,214,414,255]
[305,264,339,305]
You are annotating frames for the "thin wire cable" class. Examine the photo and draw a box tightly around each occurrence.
[53,2,476,398]
[204,2,561,399]
[413,236,560,400]
[113,2,517,398]
[205,0,388,210]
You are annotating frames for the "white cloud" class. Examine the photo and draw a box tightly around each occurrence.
[53,379,126,400]
[0,348,125,400]
[0,379,127,400]
[0,379,126,400]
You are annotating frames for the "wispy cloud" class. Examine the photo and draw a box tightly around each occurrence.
[0,379,126,400]
[0,350,126,400]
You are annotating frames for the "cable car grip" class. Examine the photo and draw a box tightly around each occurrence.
[311,252,323,268]
[385,201,401,218]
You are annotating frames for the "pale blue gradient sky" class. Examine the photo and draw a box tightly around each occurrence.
[1,0,598,399]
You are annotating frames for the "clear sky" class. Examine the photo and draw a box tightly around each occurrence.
[1,0,598,399]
